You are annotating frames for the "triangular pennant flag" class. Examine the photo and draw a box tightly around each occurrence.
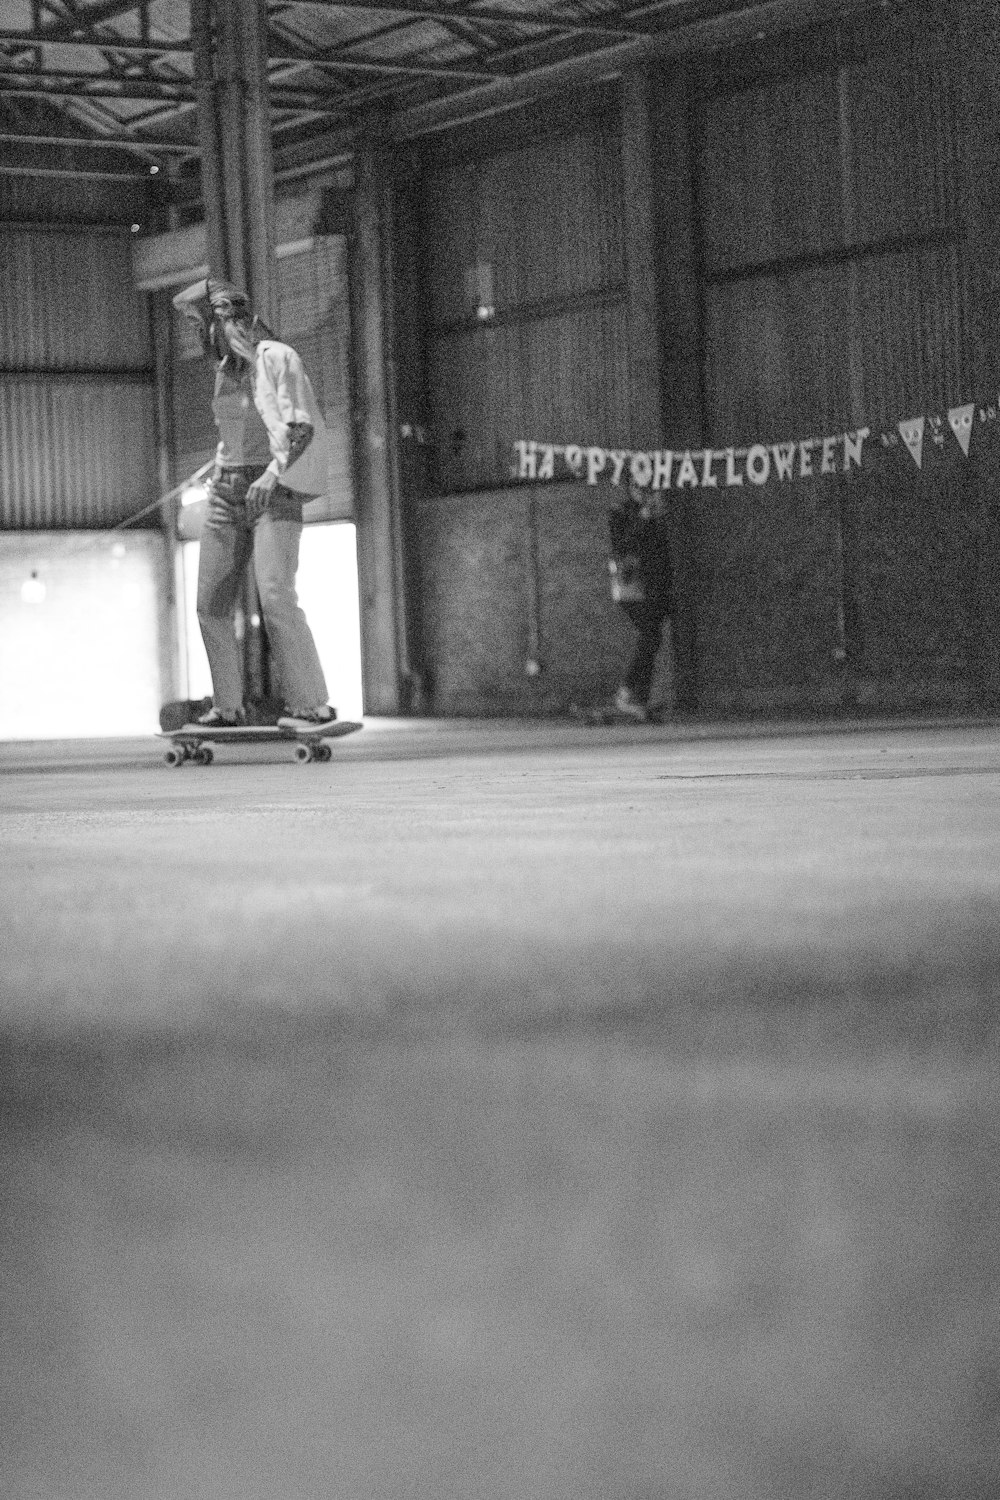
[947,403,975,457]
[898,416,925,469]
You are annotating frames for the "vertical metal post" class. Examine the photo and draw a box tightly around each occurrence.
[350,115,406,715]
[191,0,229,280]
[628,62,704,714]
[151,289,183,700]
[189,0,278,709]
[958,0,1000,707]
[240,0,277,328]
[622,69,662,450]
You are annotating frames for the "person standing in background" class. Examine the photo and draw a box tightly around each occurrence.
[605,480,674,721]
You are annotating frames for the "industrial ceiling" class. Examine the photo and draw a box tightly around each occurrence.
[0,0,882,184]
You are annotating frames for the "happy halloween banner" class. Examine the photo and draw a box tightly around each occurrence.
[512,396,992,490]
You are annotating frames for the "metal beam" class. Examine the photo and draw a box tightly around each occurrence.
[267,0,656,40]
[0,128,199,152]
[0,42,500,83]
[0,78,194,102]
[396,0,885,135]
[0,64,192,91]
[0,162,150,179]
[0,25,498,77]
[29,0,143,42]
[0,28,190,57]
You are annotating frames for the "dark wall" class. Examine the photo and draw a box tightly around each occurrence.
[0,223,157,531]
[691,6,976,713]
[417,483,639,716]
[402,3,994,718]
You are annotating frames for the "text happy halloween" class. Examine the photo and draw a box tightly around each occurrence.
[513,431,873,489]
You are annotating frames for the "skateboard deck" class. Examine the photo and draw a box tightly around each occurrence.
[159,720,362,766]
[568,703,670,727]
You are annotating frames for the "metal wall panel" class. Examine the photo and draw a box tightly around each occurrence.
[423,115,627,494]
[422,117,624,327]
[704,264,852,443]
[429,299,629,493]
[0,175,149,225]
[276,236,354,521]
[0,226,151,371]
[686,475,846,715]
[0,375,157,529]
[692,16,973,714]
[417,483,634,715]
[843,27,961,245]
[699,70,843,275]
[852,242,972,425]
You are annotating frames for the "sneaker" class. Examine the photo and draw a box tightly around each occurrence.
[188,706,245,729]
[613,686,648,722]
[277,705,338,731]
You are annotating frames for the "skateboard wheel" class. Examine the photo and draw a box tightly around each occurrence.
[317,742,333,762]
[294,741,313,763]
[164,746,185,767]
[195,745,214,765]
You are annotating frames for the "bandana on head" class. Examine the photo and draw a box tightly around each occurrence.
[172,276,275,362]
[207,278,250,318]
[172,276,250,321]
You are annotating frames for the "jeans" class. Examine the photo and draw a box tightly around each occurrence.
[196,467,328,714]
[620,603,668,706]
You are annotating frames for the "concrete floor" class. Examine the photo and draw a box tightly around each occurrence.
[1,716,999,1499]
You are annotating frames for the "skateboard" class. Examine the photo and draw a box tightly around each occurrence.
[159,721,362,766]
[568,703,670,727]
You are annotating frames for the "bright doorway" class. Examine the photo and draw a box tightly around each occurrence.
[0,532,166,739]
[177,522,364,720]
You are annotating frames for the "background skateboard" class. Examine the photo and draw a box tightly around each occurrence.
[568,703,670,726]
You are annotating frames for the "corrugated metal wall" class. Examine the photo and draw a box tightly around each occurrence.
[421,112,628,494]
[413,10,978,718]
[0,174,149,227]
[690,10,972,712]
[0,225,157,530]
[418,483,638,715]
[0,376,156,530]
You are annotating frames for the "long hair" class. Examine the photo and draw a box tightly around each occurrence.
[216,311,278,374]
[173,276,277,367]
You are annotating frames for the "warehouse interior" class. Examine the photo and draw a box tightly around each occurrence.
[4,0,1000,732]
[2,5,999,1499]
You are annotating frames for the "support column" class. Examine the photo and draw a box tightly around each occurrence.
[349,116,408,715]
[958,1,1000,708]
[191,0,277,704]
[622,64,705,713]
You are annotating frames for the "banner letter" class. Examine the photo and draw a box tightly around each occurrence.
[538,445,555,481]
[700,450,719,488]
[629,452,653,487]
[563,444,584,478]
[724,449,745,486]
[676,451,700,488]
[799,439,817,477]
[514,440,537,480]
[821,436,838,475]
[652,450,674,490]
[771,442,795,480]
[842,427,869,471]
[746,444,770,485]
[607,450,629,486]
[586,447,607,485]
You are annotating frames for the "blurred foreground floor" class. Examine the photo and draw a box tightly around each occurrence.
[1,716,999,1499]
